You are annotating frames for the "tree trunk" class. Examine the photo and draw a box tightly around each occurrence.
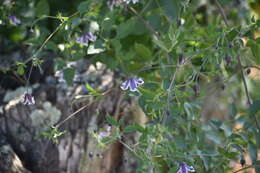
[0,62,139,173]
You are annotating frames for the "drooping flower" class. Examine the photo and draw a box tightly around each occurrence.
[176,162,195,173]
[96,125,112,139]
[178,54,185,65]
[120,77,144,92]
[107,0,139,8]
[22,93,35,105]
[54,70,66,83]
[9,15,21,26]
[88,152,94,158]
[76,32,97,46]
[107,0,121,9]
[123,0,139,4]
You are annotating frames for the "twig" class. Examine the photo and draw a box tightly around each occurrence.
[54,88,113,128]
[7,12,79,70]
[243,65,260,71]
[237,56,251,105]
[232,164,259,173]
[54,102,92,128]
[214,0,228,26]
[118,140,143,161]
[24,22,64,65]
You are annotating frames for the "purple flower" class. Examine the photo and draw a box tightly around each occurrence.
[54,70,66,83]
[123,0,139,4]
[107,0,139,8]
[120,77,144,92]
[22,93,35,105]
[76,32,97,46]
[98,131,110,137]
[107,0,121,9]
[96,125,112,139]
[9,15,21,26]
[176,162,195,173]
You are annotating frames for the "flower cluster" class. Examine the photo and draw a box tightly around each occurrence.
[76,32,97,46]
[120,77,144,92]
[176,162,195,173]
[9,15,21,26]
[22,93,35,105]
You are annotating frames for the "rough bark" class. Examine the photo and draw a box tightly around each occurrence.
[0,62,139,173]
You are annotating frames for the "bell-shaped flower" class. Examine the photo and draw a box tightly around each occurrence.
[96,125,112,140]
[54,70,66,83]
[22,93,35,105]
[176,162,195,173]
[123,0,139,4]
[9,15,21,26]
[120,77,144,92]
[76,32,97,46]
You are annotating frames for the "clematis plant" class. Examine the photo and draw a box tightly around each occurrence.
[120,77,144,92]
[76,32,97,46]
[176,162,195,173]
[123,0,139,4]
[22,93,35,105]
[9,15,21,26]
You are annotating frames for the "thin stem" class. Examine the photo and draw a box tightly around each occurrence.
[135,64,178,73]
[118,140,143,161]
[30,15,61,31]
[54,88,113,128]
[243,65,260,71]
[237,56,251,105]
[162,67,178,123]
[8,12,79,70]
[54,103,91,128]
[214,0,228,26]
[233,165,255,173]
[26,62,34,93]
[26,22,64,64]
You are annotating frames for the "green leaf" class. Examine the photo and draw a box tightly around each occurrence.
[124,125,145,133]
[77,1,91,14]
[71,17,81,29]
[184,102,194,120]
[17,65,25,75]
[255,160,260,173]
[226,28,240,41]
[85,83,101,96]
[134,43,152,61]
[16,62,26,76]
[206,131,222,145]
[36,0,50,17]
[117,19,136,39]
[246,40,260,64]
[248,142,258,163]
[249,100,260,117]
[106,115,119,127]
[63,68,75,86]
[159,0,181,23]
[152,38,169,52]
[220,122,232,137]
[116,17,146,39]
